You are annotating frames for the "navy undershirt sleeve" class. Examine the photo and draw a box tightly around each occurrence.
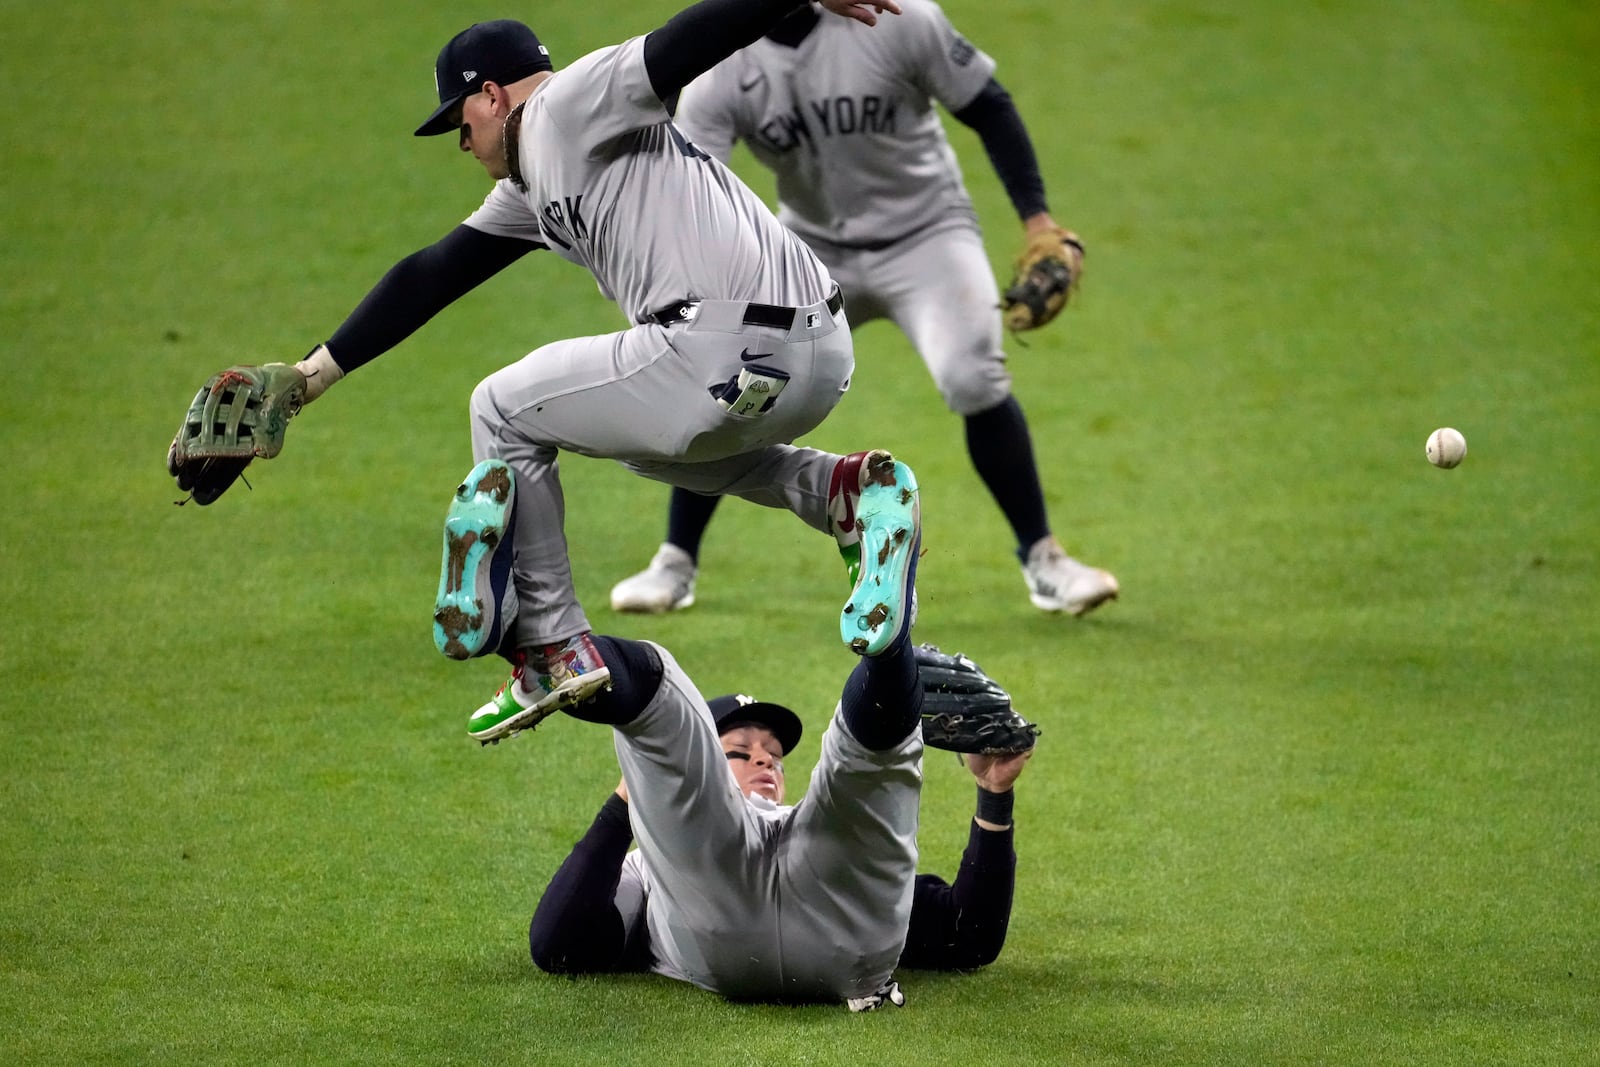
[898,821,1018,970]
[528,794,648,974]
[324,224,539,373]
[643,0,805,104]
[951,78,1049,222]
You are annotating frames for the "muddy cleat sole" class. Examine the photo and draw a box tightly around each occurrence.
[434,459,517,660]
[839,458,920,656]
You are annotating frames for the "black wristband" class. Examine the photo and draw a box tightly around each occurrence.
[976,786,1014,827]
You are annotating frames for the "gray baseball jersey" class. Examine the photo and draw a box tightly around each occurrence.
[459,37,858,646]
[464,36,832,316]
[610,643,923,1001]
[675,0,994,248]
[675,1,1016,416]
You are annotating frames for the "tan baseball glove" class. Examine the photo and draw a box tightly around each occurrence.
[1001,227,1085,332]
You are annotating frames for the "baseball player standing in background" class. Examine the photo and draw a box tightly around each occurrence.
[610,0,1119,619]
[167,0,915,743]
[522,469,1035,1007]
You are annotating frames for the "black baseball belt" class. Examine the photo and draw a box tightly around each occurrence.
[647,285,843,329]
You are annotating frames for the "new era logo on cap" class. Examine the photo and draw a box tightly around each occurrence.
[462,69,478,81]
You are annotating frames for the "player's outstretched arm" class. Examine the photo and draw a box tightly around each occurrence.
[896,740,1029,969]
[949,79,1086,331]
[898,797,1019,969]
[165,225,536,504]
[322,224,538,377]
[644,0,900,102]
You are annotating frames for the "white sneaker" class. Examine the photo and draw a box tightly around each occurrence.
[609,543,697,613]
[1021,538,1119,616]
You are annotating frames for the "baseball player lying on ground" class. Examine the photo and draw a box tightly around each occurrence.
[167,0,910,743]
[523,462,1040,1006]
[610,0,1118,620]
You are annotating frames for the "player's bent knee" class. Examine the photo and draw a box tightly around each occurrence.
[944,385,1013,419]
[468,375,503,425]
[936,372,1011,418]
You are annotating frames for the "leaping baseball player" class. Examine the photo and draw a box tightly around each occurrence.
[609,0,1119,619]
[523,468,1040,1006]
[166,0,921,742]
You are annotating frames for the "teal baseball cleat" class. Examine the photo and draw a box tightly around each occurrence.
[434,459,518,660]
[838,455,920,656]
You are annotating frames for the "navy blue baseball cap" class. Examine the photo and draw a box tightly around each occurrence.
[415,20,553,137]
[709,694,803,756]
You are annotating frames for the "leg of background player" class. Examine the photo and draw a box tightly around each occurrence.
[964,394,1050,551]
[876,223,1120,619]
[609,488,721,613]
[669,490,722,560]
[965,395,1119,617]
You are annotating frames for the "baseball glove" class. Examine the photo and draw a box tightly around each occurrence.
[1001,227,1084,332]
[167,363,307,505]
[915,643,1040,755]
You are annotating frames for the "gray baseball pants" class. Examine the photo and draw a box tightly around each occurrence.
[468,292,852,649]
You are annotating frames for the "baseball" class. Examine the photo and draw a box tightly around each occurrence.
[1425,427,1467,469]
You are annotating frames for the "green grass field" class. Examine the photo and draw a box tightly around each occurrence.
[3,1,1597,1063]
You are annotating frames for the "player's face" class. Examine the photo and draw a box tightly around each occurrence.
[720,727,786,804]
[452,89,511,181]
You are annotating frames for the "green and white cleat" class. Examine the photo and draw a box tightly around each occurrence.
[467,634,613,744]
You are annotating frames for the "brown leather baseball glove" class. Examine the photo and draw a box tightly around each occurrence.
[1001,227,1084,332]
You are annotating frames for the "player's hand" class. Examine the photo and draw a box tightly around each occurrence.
[965,749,1033,794]
[819,0,902,27]
[1002,215,1084,333]
[615,778,630,804]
